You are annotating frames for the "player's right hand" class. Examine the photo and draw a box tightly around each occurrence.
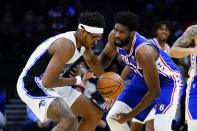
[102,99,115,110]
[81,71,97,88]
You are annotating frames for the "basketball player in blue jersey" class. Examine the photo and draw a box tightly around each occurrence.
[170,25,197,131]
[17,11,106,131]
[98,11,183,131]
[127,21,171,131]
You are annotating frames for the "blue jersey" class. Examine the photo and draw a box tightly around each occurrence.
[118,32,182,85]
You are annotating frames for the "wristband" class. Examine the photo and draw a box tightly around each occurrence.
[75,76,82,85]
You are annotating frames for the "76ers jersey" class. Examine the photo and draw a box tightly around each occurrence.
[118,32,182,85]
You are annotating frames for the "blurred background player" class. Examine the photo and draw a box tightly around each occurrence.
[170,25,197,131]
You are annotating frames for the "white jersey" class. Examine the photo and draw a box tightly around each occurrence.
[188,54,197,77]
[22,31,86,77]
[150,38,170,55]
[17,32,85,123]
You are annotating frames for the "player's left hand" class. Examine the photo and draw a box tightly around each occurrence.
[102,99,115,110]
[110,113,130,124]
[81,71,97,87]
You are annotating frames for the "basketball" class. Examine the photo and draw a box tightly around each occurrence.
[97,72,124,99]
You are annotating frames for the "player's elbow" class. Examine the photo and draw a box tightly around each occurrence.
[42,79,52,88]
[154,88,161,97]
[150,88,161,98]
[169,48,176,58]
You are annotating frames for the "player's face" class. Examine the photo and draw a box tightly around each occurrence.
[83,30,102,49]
[113,23,131,48]
[156,24,170,41]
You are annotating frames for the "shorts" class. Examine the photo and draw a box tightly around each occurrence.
[186,76,197,120]
[17,72,81,122]
[132,107,156,124]
[117,75,183,121]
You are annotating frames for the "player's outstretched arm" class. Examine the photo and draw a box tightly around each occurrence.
[129,45,160,118]
[111,45,161,124]
[170,25,197,58]
[83,48,105,77]
[98,30,117,69]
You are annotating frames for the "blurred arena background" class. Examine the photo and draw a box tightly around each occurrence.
[0,0,196,130]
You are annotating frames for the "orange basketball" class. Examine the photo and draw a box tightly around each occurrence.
[97,72,124,99]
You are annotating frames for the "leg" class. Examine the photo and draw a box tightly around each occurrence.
[130,122,143,131]
[154,114,173,131]
[188,120,197,131]
[71,95,103,131]
[144,107,156,131]
[47,97,78,131]
[106,101,131,131]
[145,119,154,131]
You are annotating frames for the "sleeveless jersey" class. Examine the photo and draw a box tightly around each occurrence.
[22,31,86,78]
[118,32,182,85]
[187,54,197,95]
[149,38,170,55]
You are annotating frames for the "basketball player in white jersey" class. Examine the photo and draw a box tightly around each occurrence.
[170,25,197,131]
[17,11,105,131]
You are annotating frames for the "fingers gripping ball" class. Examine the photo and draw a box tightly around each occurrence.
[97,72,124,99]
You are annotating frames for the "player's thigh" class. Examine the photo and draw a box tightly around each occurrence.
[71,94,102,118]
[145,119,154,131]
[130,119,144,131]
[156,82,182,117]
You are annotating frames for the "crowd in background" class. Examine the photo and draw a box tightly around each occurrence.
[0,0,196,130]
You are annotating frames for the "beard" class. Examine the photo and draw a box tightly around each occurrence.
[114,36,130,48]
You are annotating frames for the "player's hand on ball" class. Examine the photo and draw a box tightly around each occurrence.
[102,99,115,110]
[82,71,97,87]
[111,112,130,124]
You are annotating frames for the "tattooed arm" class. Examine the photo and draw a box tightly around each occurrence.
[170,25,197,58]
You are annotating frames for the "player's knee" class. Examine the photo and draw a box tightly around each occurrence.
[154,114,173,131]
[61,114,78,129]
[106,112,115,125]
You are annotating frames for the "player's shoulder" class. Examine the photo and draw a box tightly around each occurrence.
[52,37,75,55]
[185,25,197,32]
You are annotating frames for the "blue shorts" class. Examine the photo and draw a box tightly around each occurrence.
[186,76,197,120]
[117,76,183,121]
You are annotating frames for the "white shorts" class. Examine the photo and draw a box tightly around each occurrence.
[17,72,81,122]
[132,107,155,124]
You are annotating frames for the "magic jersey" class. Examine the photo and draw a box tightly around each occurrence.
[22,31,85,77]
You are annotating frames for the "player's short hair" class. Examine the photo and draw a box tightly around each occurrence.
[114,11,140,31]
[78,11,105,28]
[153,20,171,34]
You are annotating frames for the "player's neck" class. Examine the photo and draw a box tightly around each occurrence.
[124,33,135,54]
[74,31,82,48]
[157,38,166,48]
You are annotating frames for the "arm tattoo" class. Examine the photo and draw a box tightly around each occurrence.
[185,25,197,38]
[174,25,197,48]
[175,36,188,48]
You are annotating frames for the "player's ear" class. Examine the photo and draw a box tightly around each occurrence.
[130,31,135,37]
